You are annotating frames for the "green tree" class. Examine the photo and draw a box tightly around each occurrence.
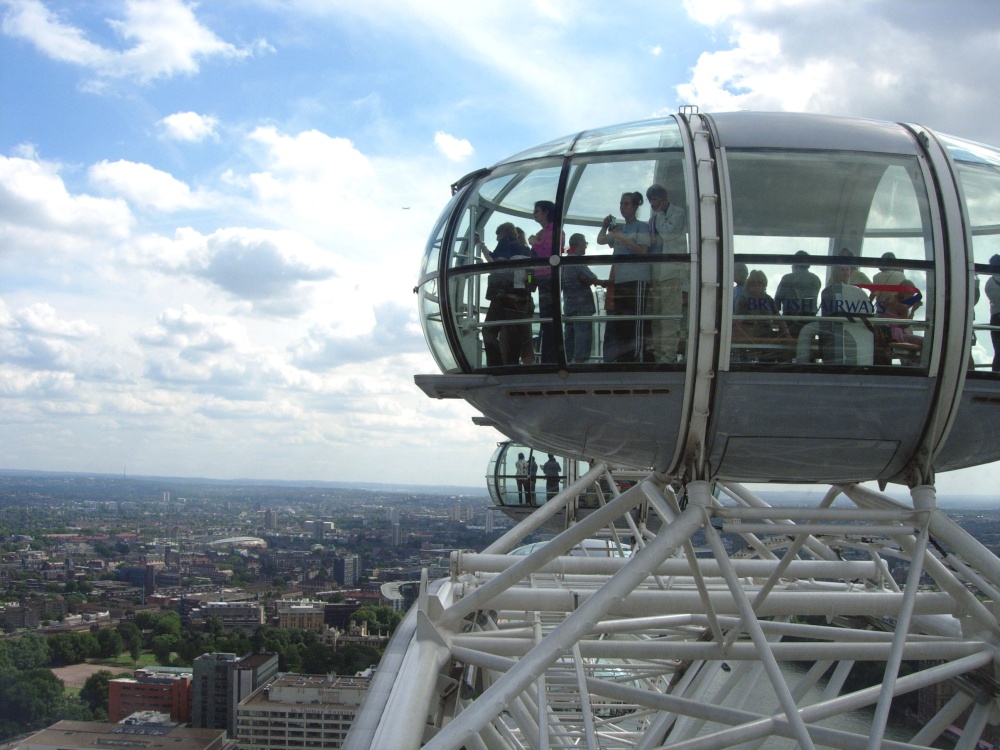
[0,668,65,739]
[351,605,402,635]
[58,695,95,722]
[116,621,142,652]
[96,628,124,659]
[79,670,117,715]
[329,644,381,676]
[47,633,83,667]
[153,612,182,639]
[174,631,213,666]
[10,633,50,670]
[301,642,334,673]
[133,610,159,631]
[203,615,224,638]
[151,635,175,666]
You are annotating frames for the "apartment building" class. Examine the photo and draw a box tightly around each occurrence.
[235,674,370,750]
[108,666,193,723]
[275,600,326,632]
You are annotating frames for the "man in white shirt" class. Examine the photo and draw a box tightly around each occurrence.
[646,184,688,362]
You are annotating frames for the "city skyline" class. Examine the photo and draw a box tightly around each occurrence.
[3,1,1000,492]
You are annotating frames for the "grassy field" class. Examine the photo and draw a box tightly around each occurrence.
[87,651,158,668]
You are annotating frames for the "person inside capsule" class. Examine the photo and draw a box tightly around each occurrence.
[529,200,563,364]
[733,262,749,312]
[598,191,652,363]
[880,277,924,364]
[478,223,534,367]
[646,183,688,362]
[732,269,793,363]
[817,263,877,365]
[774,250,821,339]
[561,233,608,364]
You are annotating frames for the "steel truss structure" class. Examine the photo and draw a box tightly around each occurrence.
[347,468,1000,750]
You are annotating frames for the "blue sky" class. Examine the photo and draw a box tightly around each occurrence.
[2,0,1000,491]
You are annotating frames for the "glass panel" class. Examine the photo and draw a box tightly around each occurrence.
[420,188,463,278]
[728,150,934,371]
[486,443,503,506]
[417,190,464,373]
[731,259,928,369]
[442,161,561,369]
[560,257,612,364]
[562,154,690,365]
[497,135,577,165]
[445,151,692,372]
[572,118,682,154]
[488,444,552,508]
[417,277,458,373]
[487,442,547,507]
[959,164,1000,267]
[975,269,1000,373]
[447,262,545,369]
[945,134,1000,376]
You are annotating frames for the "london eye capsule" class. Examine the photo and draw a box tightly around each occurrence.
[415,111,1000,485]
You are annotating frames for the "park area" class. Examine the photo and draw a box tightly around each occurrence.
[52,661,132,690]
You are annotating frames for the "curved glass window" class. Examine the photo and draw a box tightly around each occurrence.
[572,118,682,154]
[487,441,569,508]
[726,150,934,371]
[435,121,689,372]
[444,161,561,369]
[417,189,465,372]
[941,133,1000,375]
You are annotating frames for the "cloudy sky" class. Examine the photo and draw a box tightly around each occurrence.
[2,0,999,491]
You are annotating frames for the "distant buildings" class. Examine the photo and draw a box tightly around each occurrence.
[235,673,371,750]
[192,652,279,737]
[188,601,265,633]
[108,666,193,724]
[0,597,67,629]
[275,599,326,632]
[20,720,227,750]
[263,508,277,530]
[304,520,334,540]
[179,591,258,626]
[333,555,360,587]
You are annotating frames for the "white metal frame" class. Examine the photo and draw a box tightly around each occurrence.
[346,469,1000,750]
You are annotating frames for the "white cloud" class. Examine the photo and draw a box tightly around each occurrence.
[160,111,219,142]
[137,305,248,353]
[1,0,265,85]
[0,153,133,239]
[0,301,99,373]
[138,226,337,314]
[0,0,112,68]
[89,159,196,212]
[8,302,100,339]
[291,301,425,369]
[677,0,1000,145]
[0,365,76,397]
[434,131,474,162]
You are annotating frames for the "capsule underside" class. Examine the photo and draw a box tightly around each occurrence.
[415,112,1000,483]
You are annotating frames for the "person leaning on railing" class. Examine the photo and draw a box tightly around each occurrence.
[477,223,534,366]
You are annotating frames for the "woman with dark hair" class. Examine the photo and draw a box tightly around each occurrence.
[530,200,563,363]
[477,223,533,365]
[598,191,651,362]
